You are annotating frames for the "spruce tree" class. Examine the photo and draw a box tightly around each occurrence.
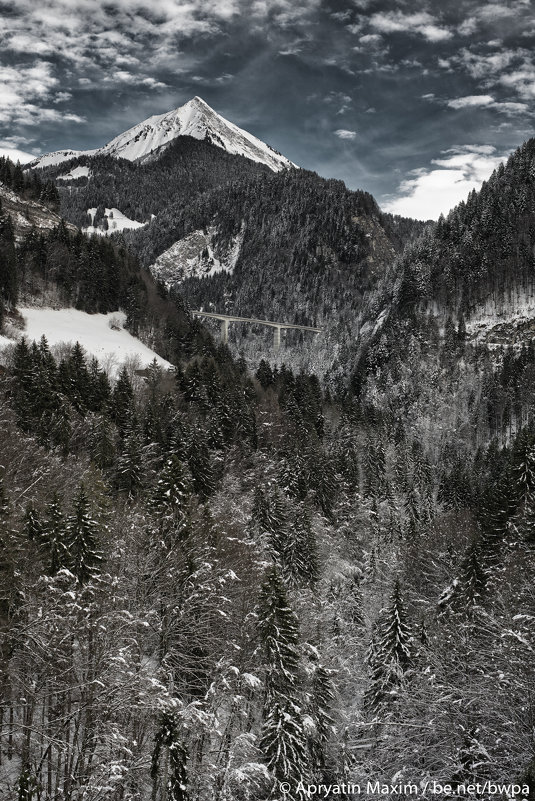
[66,485,103,584]
[459,541,487,609]
[111,365,135,434]
[151,454,192,526]
[41,494,68,574]
[366,579,413,714]
[115,425,143,496]
[258,565,309,796]
[283,509,319,586]
[304,647,335,778]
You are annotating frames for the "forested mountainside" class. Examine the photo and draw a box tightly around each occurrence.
[131,168,423,323]
[39,142,425,365]
[1,142,535,801]
[38,136,270,231]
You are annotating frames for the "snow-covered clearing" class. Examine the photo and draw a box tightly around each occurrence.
[56,165,91,181]
[84,207,148,235]
[2,308,172,374]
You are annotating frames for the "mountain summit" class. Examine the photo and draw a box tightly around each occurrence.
[30,97,295,172]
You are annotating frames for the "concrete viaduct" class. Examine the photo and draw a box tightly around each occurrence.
[191,311,322,352]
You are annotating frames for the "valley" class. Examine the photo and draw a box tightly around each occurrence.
[0,100,534,801]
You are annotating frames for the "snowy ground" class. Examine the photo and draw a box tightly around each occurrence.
[1,308,172,374]
[56,165,91,181]
[84,207,148,235]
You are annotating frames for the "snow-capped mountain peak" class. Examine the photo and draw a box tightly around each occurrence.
[30,97,296,172]
[100,96,295,171]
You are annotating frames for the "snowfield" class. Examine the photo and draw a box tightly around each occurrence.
[28,149,97,169]
[56,165,91,181]
[84,207,148,235]
[3,308,172,373]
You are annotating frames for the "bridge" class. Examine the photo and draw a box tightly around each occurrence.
[191,311,322,352]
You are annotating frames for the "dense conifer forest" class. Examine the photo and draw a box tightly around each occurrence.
[1,140,535,801]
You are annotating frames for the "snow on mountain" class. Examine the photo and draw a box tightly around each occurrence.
[56,165,91,181]
[464,288,535,347]
[29,97,295,172]
[149,225,244,287]
[84,207,149,236]
[5,308,172,374]
[29,149,96,169]
[100,97,295,171]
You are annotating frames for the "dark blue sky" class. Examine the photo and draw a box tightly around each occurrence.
[1,0,534,218]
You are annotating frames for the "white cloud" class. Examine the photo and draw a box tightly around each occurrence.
[334,129,357,140]
[369,11,452,41]
[499,67,535,98]
[0,61,86,127]
[447,94,494,109]
[422,93,530,116]
[358,33,383,45]
[382,146,506,220]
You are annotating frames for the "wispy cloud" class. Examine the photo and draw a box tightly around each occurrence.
[446,94,528,113]
[334,129,357,140]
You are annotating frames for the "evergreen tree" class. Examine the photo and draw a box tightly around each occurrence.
[151,454,192,526]
[41,494,68,574]
[66,485,103,584]
[305,653,335,778]
[258,566,309,796]
[366,580,413,714]
[459,541,487,609]
[23,505,43,542]
[282,508,319,586]
[90,415,116,471]
[115,425,143,496]
[111,365,135,434]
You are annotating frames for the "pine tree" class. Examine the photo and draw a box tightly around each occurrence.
[115,425,143,496]
[258,565,309,796]
[90,415,116,471]
[187,427,216,499]
[365,579,413,714]
[66,485,103,584]
[23,505,43,542]
[111,365,135,434]
[0,210,17,306]
[151,454,192,526]
[41,494,69,574]
[304,647,335,778]
[347,573,365,628]
[459,541,487,609]
[283,508,319,586]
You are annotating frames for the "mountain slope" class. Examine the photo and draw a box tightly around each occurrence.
[30,97,294,172]
[342,136,535,456]
[0,181,75,240]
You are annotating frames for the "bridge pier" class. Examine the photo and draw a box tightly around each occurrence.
[221,318,229,344]
[273,326,281,352]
